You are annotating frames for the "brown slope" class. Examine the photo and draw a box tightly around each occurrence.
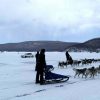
[0,41,79,51]
[67,37,100,51]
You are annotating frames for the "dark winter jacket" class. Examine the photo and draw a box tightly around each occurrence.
[66,52,73,64]
[37,52,46,72]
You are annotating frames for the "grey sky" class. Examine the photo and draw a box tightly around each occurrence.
[0,0,100,43]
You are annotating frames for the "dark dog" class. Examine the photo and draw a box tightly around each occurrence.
[85,67,97,78]
[58,61,67,68]
[73,68,87,78]
[96,65,100,74]
[72,60,81,66]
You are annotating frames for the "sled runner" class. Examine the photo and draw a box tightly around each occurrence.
[44,65,69,84]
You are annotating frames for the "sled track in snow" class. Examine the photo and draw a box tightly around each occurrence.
[1,78,97,100]
[1,81,79,100]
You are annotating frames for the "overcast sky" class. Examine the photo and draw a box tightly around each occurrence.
[0,0,100,43]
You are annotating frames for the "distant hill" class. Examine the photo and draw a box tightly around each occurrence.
[0,38,99,52]
[68,38,100,51]
[84,38,100,49]
[0,41,78,51]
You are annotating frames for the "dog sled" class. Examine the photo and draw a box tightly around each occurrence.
[44,65,69,84]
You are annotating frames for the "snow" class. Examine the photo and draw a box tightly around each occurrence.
[0,52,100,100]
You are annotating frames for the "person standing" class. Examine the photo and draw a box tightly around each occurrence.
[65,51,73,65]
[36,49,46,85]
[35,51,39,71]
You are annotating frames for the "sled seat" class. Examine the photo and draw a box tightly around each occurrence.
[45,71,69,81]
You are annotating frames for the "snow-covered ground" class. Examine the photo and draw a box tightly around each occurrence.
[0,52,100,100]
